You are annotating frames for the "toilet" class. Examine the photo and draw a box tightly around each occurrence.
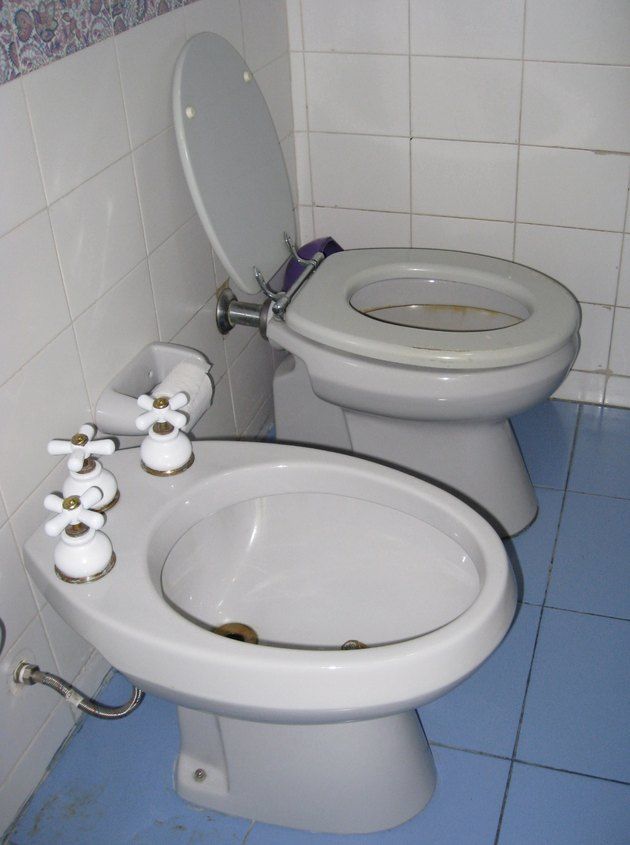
[25,439,517,833]
[173,33,581,537]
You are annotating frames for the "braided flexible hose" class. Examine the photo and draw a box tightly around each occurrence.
[14,662,144,720]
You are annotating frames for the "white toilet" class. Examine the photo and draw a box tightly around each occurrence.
[173,33,581,537]
[25,440,517,833]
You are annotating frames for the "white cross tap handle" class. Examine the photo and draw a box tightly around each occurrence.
[44,487,105,537]
[48,424,116,472]
[135,393,189,433]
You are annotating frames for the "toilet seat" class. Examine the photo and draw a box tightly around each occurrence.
[285,248,580,370]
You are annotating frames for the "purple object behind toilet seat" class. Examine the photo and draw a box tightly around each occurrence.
[282,237,343,292]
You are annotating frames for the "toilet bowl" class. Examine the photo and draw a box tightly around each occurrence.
[24,440,516,833]
[173,33,581,536]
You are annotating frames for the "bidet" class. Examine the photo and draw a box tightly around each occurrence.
[24,440,516,833]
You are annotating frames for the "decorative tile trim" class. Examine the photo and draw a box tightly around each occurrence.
[1,2,20,82]
[0,0,199,83]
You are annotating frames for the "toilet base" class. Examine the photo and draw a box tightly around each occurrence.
[175,708,436,834]
[273,355,538,537]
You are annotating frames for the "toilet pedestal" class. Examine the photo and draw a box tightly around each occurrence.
[175,707,436,834]
[273,355,538,537]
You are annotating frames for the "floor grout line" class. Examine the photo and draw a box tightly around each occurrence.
[494,402,583,844]
[430,740,630,787]
[512,758,630,788]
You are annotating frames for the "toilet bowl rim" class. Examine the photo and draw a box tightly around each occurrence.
[281,247,581,370]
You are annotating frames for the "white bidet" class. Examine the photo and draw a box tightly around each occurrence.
[24,441,516,834]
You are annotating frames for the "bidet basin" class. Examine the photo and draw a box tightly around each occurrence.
[25,440,514,722]
[162,489,481,650]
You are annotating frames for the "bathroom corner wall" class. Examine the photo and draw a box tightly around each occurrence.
[287,0,630,408]
[0,0,292,832]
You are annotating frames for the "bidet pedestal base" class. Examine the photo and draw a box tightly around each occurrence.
[175,707,436,834]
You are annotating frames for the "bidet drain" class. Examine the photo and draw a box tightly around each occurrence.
[341,640,368,650]
[214,622,258,644]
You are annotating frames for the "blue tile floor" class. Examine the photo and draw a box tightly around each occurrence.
[6,401,630,844]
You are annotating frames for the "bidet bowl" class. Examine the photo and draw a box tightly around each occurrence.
[24,441,515,724]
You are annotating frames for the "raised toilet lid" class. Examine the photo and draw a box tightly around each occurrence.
[173,32,296,296]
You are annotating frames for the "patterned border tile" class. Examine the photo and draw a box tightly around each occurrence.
[0,0,200,81]
[12,0,113,73]
[0,1,21,83]
[110,0,171,35]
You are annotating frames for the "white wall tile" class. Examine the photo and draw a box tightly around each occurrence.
[0,524,38,656]
[9,459,68,556]
[305,53,409,137]
[412,139,517,220]
[23,39,129,204]
[190,375,237,439]
[0,80,46,238]
[610,307,630,376]
[514,224,622,305]
[116,8,187,149]
[314,208,410,249]
[183,0,244,50]
[552,370,606,404]
[285,0,303,51]
[310,133,410,212]
[256,53,294,141]
[172,296,228,384]
[410,0,525,59]
[573,303,614,372]
[517,147,629,231]
[289,52,307,132]
[292,132,311,206]
[0,329,90,514]
[149,216,216,341]
[49,156,146,318]
[617,236,630,307]
[302,0,408,54]
[525,0,630,64]
[605,376,630,408]
[281,135,298,208]
[521,63,630,154]
[228,333,274,433]
[0,615,62,783]
[40,605,92,682]
[0,701,74,835]
[411,57,521,143]
[243,396,273,438]
[213,251,230,287]
[297,206,315,243]
[74,261,159,407]
[133,128,196,252]
[412,215,515,259]
[0,211,71,386]
[240,0,288,71]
